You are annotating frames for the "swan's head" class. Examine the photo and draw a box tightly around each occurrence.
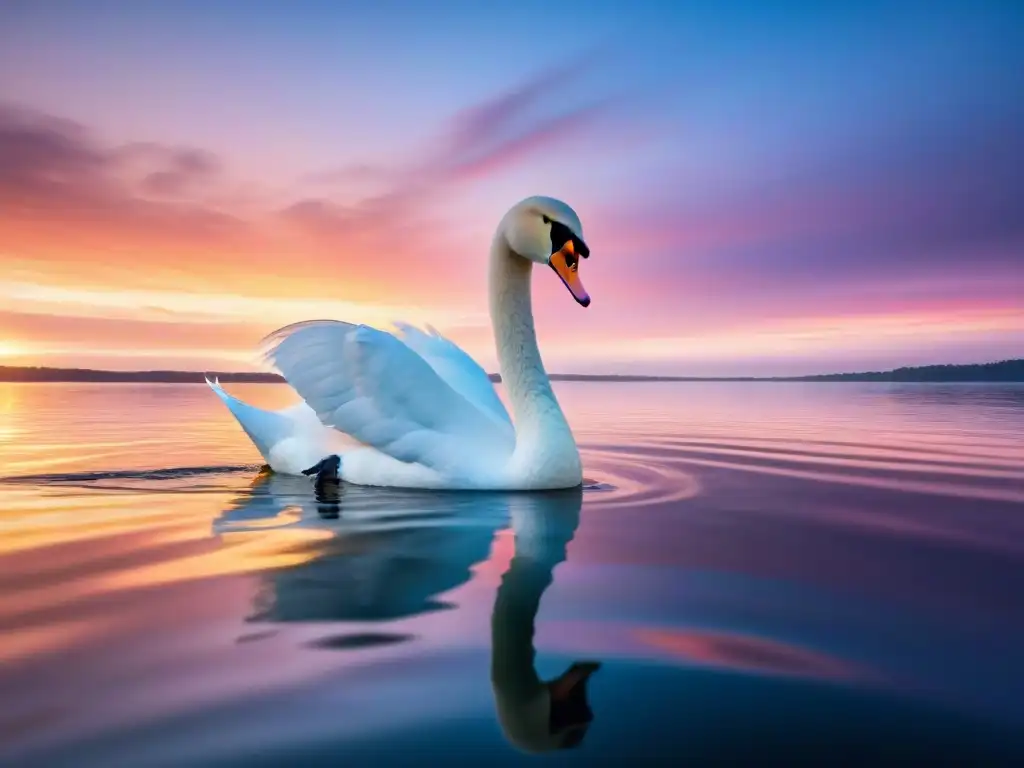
[502,196,591,307]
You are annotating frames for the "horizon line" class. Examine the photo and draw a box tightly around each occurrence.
[0,358,1021,383]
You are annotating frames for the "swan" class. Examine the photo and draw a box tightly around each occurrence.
[209,195,591,490]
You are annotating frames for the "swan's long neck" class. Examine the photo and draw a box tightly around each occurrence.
[489,231,577,468]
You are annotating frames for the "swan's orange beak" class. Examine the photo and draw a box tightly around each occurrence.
[549,240,590,307]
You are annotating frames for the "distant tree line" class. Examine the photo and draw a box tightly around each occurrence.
[0,359,1021,383]
[791,359,1024,382]
[0,367,283,383]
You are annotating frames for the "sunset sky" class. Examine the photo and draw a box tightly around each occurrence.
[1,0,1021,376]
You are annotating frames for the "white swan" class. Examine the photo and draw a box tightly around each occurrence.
[210,195,591,490]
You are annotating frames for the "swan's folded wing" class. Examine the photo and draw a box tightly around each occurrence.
[261,320,514,474]
[392,322,513,433]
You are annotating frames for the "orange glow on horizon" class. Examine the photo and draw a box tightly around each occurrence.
[3,186,1021,375]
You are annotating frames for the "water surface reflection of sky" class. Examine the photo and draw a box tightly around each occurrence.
[0,382,1022,764]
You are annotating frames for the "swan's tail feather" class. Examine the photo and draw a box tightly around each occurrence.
[206,376,296,463]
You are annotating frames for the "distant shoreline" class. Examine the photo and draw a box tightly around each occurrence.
[1,359,1021,383]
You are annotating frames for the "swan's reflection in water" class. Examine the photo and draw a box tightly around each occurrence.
[216,473,506,622]
[491,486,599,753]
[215,475,599,753]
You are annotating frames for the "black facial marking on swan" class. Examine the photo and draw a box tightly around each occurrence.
[548,220,589,259]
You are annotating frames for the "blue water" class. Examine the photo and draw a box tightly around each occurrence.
[0,382,1022,765]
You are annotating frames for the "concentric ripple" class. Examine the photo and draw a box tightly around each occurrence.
[583,431,1024,505]
[580,444,702,508]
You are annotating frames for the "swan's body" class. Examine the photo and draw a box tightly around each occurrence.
[210,196,592,491]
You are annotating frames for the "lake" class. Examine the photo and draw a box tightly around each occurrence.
[1,381,1023,765]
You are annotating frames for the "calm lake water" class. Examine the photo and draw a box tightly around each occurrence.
[1,382,1023,765]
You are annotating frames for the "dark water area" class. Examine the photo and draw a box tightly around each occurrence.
[0,382,1022,765]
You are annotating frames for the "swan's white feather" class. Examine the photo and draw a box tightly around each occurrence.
[261,320,515,479]
[206,375,294,460]
[392,321,513,433]
[205,375,342,475]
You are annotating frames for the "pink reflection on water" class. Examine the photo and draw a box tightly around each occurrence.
[528,619,865,683]
[633,627,859,681]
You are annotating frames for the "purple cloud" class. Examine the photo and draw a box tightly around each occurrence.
[282,58,615,239]
[0,103,243,244]
[594,101,1024,317]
